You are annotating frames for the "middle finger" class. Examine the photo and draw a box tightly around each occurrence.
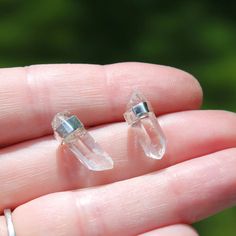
[0,110,236,211]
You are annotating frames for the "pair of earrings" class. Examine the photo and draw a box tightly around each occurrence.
[52,91,166,171]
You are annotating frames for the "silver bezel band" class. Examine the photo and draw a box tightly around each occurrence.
[56,115,84,139]
[132,101,150,118]
[4,209,16,236]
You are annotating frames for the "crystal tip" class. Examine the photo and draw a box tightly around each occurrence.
[51,111,72,131]
[89,158,114,171]
[126,90,149,109]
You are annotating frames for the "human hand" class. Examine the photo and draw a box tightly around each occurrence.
[0,62,235,235]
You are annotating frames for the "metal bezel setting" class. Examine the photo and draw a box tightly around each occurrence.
[56,115,83,139]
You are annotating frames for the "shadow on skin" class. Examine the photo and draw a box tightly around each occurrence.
[56,143,113,188]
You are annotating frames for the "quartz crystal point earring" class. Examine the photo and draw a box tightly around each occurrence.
[52,112,114,171]
[124,91,166,160]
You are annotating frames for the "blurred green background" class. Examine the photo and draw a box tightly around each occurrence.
[0,0,235,235]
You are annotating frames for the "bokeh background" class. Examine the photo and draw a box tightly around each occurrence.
[0,0,235,235]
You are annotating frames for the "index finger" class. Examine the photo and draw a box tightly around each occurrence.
[0,62,202,146]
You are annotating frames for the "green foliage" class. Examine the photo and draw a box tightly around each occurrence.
[194,207,236,236]
[0,0,235,234]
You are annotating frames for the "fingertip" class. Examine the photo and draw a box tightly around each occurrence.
[184,71,203,109]
[167,66,203,110]
[105,62,203,113]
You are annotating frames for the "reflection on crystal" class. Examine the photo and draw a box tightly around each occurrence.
[124,91,166,160]
[52,112,113,171]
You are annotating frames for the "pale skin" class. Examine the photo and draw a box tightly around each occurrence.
[0,62,235,235]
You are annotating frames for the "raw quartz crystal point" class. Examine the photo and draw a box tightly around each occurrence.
[52,111,113,171]
[124,91,166,160]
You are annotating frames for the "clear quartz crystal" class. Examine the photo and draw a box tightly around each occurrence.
[52,112,113,171]
[124,91,166,159]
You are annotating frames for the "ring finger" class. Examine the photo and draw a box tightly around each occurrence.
[1,147,236,236]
